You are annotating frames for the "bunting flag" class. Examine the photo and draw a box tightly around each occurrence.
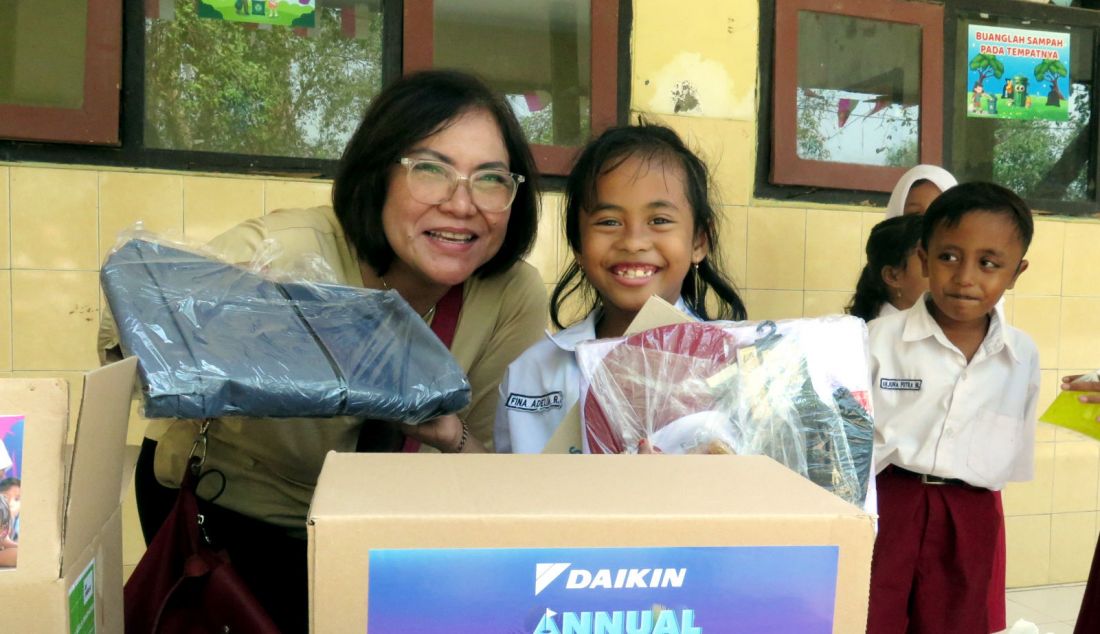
[836,98,855,128]
[867,96,891,117]
[524,92,545,112]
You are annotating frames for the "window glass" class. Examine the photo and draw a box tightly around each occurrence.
[795,11,922,167]
[144,0,383,159]
[0,0,87,109]
[951,14,1092,205]
[433,0,591,147]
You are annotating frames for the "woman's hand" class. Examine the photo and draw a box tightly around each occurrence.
[398,414,486,453]
[1062,374,1100,404]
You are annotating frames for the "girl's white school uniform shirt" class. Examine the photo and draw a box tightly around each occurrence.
[869,295,1040,491]
[494,299,695,454]
[874,302,900,320]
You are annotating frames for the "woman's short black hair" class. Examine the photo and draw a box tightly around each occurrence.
[331,69,540,278]
[921,181,1033,254]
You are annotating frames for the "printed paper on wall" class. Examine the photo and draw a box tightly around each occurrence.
[967,25,1071,121]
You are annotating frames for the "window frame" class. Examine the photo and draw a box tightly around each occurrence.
[769,0,945,193]
[403,0,625,176]
[0,0,405,176]
[0,0,628,180]
[944,0,1100,217]
[0,0,123,145]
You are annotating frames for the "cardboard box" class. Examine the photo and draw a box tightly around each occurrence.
[308,453,875,633]
[0,358,137,633]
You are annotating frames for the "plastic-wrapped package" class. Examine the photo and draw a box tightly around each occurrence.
[578,317,874,507]
[100,236,470,422]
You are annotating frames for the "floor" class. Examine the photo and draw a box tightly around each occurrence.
[1000,583,1086,634]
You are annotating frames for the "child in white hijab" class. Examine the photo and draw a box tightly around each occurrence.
[885,164,958,218]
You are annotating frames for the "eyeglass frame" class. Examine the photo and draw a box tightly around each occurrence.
[397,157,526,213]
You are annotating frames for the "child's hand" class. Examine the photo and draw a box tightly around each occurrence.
[1062,374,1100,404]
[1062,374,1100,423]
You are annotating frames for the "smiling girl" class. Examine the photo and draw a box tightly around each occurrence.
[494,123,746,453]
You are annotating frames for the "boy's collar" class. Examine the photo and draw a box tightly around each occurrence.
[902,293,1020,363]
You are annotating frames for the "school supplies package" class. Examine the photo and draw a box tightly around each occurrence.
[578,316,875,507]
[100,236,470,422]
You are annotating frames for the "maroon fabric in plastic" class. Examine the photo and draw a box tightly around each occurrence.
[583,322,738,454]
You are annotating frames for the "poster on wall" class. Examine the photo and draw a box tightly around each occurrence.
[197,0,316,28]
[967,25,1070,121]
[0,415,24,570]
[368,545,839,632]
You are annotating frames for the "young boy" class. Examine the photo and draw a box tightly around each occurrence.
[866,182,1040,633]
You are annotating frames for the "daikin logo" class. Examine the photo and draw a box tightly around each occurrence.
[534,563,687,595]
[536,563,572,595]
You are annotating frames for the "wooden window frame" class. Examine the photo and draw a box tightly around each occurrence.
[0,0,123,145]
[944,0,1100,217]
[403,0,622,176]
[771,0,944,193]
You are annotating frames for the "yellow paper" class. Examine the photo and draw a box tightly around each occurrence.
[1040,390,1100,441]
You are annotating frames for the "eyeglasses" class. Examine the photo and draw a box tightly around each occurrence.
[398,157,524,213]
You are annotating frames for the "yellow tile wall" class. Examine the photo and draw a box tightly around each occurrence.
[6,0,1100,591]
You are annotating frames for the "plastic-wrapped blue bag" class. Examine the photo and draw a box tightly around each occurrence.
[100,238,470,422]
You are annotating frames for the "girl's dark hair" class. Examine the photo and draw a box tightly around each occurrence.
[846,214,923,321]
[549,122,747,329]
[921,181,1034,254]
[331,69,540,278]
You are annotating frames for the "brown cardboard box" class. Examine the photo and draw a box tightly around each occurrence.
[308,453,874,633]
[0,358,137,633]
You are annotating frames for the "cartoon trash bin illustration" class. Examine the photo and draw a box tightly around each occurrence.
[1013,76,1030,107]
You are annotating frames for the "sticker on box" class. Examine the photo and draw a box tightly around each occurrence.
[0,415,24,570]
[367,545,838,633]
[68,558,96,634]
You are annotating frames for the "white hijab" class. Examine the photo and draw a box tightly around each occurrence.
[885,165,958,219]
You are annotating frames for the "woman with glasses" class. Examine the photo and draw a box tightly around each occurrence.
[104,70,546,632]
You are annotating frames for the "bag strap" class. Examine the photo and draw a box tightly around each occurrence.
[401,284,464,452]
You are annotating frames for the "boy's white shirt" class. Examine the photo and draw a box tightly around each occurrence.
[494,298,694,454]
[869,293,1040,491]
[0,440,9,473]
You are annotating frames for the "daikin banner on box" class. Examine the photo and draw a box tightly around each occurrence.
[367,545,838,633]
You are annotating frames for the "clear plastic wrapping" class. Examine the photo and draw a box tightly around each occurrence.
[100,236,470,422]
[577,317,874,507]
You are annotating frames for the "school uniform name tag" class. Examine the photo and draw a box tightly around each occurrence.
[506,391,564,412]
[880,378,922,391]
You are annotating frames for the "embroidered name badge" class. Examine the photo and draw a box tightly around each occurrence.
[880,378,922,391]
[506,391,564,413]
